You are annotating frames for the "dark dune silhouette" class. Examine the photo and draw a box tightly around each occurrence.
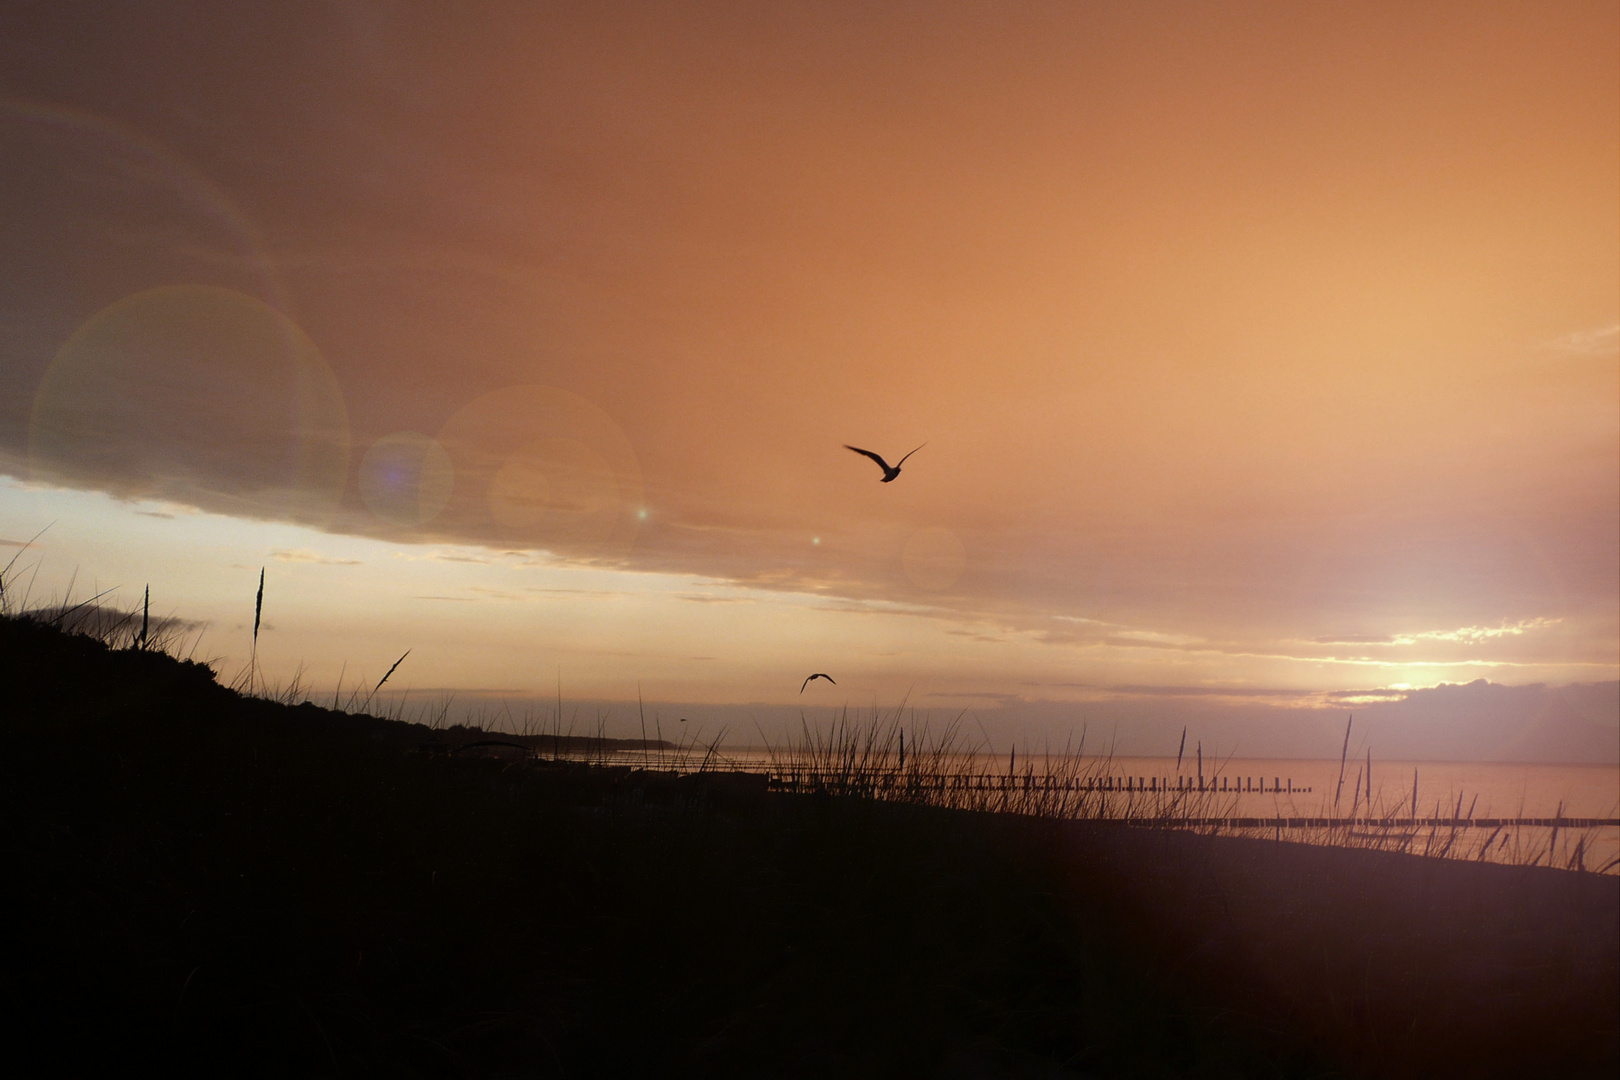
[3,611,1614,1077]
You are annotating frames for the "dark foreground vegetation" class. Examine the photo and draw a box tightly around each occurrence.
[2,614,1615,1078]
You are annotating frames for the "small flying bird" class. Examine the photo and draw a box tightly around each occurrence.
[800,673,836,693]
[844,442,925,483]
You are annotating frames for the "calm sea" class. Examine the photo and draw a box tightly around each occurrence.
[576,737,1619,868]
[698,750,1619,820]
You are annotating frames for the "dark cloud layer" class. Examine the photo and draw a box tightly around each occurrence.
[1,3,1615,686]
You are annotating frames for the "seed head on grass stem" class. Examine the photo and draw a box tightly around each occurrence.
[1334,714,1352,810]
[371,650,411,698]
[253,567,264,647]
[248,567,265,695]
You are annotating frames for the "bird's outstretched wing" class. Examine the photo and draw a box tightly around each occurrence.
[843,445,893,472]
[800,673,836,693]
[895,442,927,468]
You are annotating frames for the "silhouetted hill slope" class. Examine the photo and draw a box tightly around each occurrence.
[1,615,1614,1078]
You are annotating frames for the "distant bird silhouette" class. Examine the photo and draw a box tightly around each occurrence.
[844,442,925,483]
[800,673,836,693]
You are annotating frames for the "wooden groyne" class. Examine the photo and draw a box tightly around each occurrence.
[760,771,1619,829]
[765,772,1313,794]
[482,754,1619,830]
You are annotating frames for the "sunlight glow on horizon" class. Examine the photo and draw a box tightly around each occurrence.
[1,477,1605,713]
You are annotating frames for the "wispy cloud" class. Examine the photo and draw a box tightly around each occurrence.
[1391,617,1560,645]
[392,550,492,564]
[921,689,1027,707]
[945,628,1009,643]
[271,548,362,566]
[1321,688,1411,705]
[468,586,530,601]
[1105,684,1305,698]
[1109,629,1204,646]
[1538,324,1620,356]
[1307,618,1561,648]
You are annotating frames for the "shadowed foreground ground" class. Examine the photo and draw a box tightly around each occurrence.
[2,615,1614,1078]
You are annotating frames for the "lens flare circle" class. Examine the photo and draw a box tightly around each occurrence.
[436,385,644,558]
[1,95,291,315]
[29,285,350,524]
[359,431,454,527]
[488,437,617,537]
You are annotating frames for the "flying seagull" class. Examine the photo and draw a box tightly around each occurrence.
[800,673,836,693]
[844,442,925,483]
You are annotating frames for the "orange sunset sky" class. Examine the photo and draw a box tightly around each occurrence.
[1,2,1615,758]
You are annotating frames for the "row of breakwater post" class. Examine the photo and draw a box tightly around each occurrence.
[505,755,1620,830]
[763,770,1311,795]
[483,750,1618,866]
